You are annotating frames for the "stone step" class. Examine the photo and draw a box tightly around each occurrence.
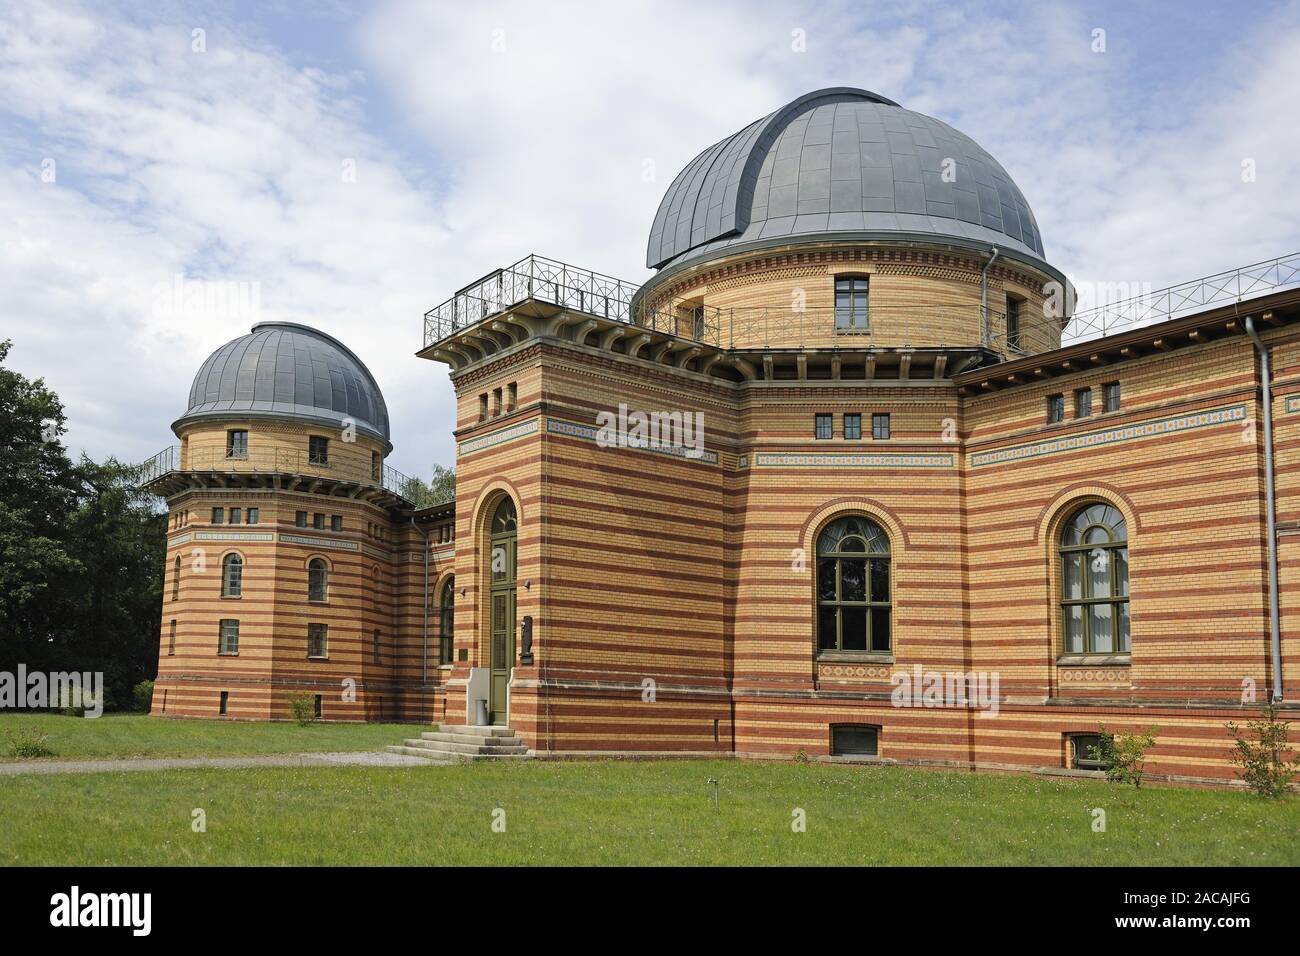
[402,738,530,756]
[384,745,456,763]
[421,731,524,747]
[437,724,519,737]
[387,745,532,763]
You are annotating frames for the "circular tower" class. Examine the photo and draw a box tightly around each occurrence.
[145,322,412,722]
[633,88,1070,371]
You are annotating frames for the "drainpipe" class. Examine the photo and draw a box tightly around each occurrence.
[411,518,430,686]
[980,245,1000,347]
[1245,316,1284,702]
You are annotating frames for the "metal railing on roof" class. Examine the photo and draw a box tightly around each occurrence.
[1062,251,1300,343]
[138,444,418,501]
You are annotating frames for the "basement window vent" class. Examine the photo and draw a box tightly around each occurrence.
[830,724,879,757]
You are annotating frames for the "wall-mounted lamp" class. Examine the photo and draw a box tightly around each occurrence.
[523,579,531,591]
[459,586,466,597]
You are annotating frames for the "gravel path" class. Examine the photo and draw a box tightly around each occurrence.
[0,751,440,775]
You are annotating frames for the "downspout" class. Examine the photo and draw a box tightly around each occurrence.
[980,245,1000,347]
[411,518,430,687]
[1245,316,1284,702]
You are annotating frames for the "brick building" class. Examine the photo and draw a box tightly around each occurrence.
[146,87,1296,785]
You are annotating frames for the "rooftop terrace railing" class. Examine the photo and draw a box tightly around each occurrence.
[139,444,418,501]
[1062,251,1300,343]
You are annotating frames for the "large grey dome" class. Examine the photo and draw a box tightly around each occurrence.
[174,322,391,447]
[646,88,1057,280]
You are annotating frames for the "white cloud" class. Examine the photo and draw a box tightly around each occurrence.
[2,0,1299,476]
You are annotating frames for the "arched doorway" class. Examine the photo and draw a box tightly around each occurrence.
[488,497,517,724]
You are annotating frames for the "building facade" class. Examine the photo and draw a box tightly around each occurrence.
[147,88,1297,786]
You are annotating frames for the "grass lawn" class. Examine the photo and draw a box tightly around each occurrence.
[0,713,410,761]
[0,759,1295,865]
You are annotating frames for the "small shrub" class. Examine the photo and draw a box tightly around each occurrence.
[6,724,55,759]
[1226,704,1298,798]
[285,692,317,727]
[132,680,155,713]
[1090,724,1159,788]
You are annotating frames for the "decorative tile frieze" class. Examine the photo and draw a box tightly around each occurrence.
[458,418,540,456]
[969,404,1247,468]
[545,417,720,465]
[754,451,955,468]
[193,531,274,542]
[278,533,360,552]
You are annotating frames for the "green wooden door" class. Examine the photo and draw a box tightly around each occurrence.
[488,499,517,725]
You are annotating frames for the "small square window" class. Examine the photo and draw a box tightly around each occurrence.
[1069,733,1109,771]
[872,413,890,440]
[844,414,862,440]
[815,413,833,440]
[211,507,224,525]
[831,724,879,757]
[1047,394,1064,424]
[313,513,325,530]
[331,515,343,532]
[308,436,329,466]
[1075,388,1093,418]
[226,429,248,460]
[247,507,259,525]
[1103,382,1121,412]
[295,511,307,528]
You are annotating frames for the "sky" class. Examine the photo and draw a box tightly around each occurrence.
[3,0,1300,478]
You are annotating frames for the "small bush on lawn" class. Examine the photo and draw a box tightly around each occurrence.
[1227,704,1299,798]
[1091,724,1159,788]
[285,693,317,727]
[132,680,154,713]
[6,724,56,759]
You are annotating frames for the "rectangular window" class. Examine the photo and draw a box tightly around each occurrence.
[295,511,307,528]
[834,276,869,331]
[1005,296,1021,350]
[247,507,259,525]
[168,620,176,656]
[226,429,248,460]
[211,507,224,525]
[492,388,502,417]
[815,413,833,440]
[1075,388,1093,418]
[831,724,879,757]
[313,695,323,719]
[371,452,381,481]
[218,619,239,655]
[844,414,862,440]
[313,513,325,530]
[1103,381,1121,412]
[478,393,488,420]
[872,413,890,440]
[1069,733,1109,771]
[308,436,329,466]
[307,623,328,659]
[331,515,343,532]
[229,507,241,526]
[1047,394,1064,424]
[507,381,518,411]
[373,630,381,665]
[219,691,229,716]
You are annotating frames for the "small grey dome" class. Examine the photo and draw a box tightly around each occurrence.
[174,322,391,448]
[646,87,1056,280]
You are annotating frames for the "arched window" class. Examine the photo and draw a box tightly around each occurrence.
[172,555,181,601]
[1060,503,1129,654]
[492,497,517,536]
[221,553,242,597]
[308,558,328,603]
[816,516,891,653]
[439,577,455,664]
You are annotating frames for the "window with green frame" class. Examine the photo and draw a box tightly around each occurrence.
[1069,733,1109,771]
[438,577,455,664]
[1060,503,1129,654]
[816,515,891,653]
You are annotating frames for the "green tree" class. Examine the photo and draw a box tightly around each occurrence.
[0,340,166,708]
[398,463,456,508]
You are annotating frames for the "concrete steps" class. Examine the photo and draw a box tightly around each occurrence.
[385,724,533,762]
